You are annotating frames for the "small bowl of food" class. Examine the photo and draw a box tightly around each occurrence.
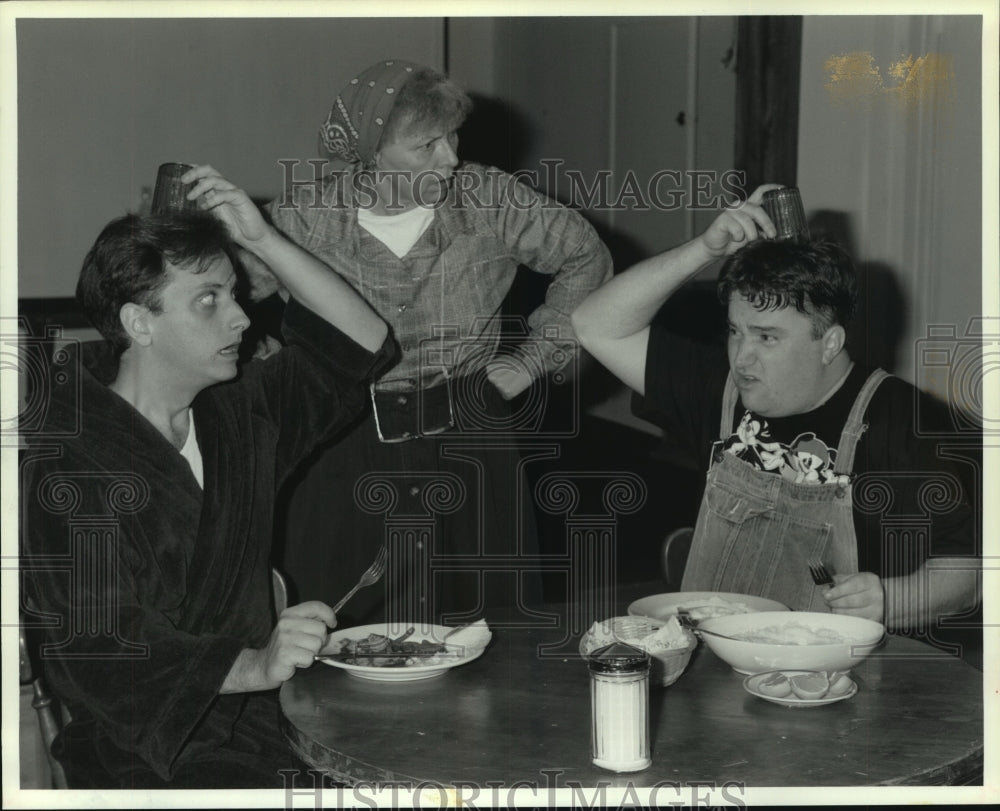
[695,611,884,675]
[580,615,697,686]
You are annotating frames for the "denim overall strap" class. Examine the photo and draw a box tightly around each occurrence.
[680,369,883,611]
[833,368,891,474]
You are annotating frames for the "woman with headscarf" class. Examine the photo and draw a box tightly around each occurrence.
[263,59,613,627]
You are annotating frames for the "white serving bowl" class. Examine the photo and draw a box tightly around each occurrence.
[696,611,884,675]
[627,591,789,622]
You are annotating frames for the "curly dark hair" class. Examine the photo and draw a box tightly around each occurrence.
[716,239,859,339]
[76,211,233,356]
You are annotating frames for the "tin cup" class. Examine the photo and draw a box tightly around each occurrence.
[151,163,199,214]
[762,187,810,241]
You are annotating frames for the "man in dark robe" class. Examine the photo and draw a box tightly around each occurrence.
[21,166,391,788]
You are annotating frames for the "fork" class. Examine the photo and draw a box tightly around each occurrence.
[808,560,835,586]
[332,545,388,613]
[675,609,739,641]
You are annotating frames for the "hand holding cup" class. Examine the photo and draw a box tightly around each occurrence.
[761,187,810,241]
[151,162,200,214]
[179,164,270,247]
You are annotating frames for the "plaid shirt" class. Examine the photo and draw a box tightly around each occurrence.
[267,162,612,391]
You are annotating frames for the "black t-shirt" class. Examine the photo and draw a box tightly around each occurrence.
[639,324,979,576]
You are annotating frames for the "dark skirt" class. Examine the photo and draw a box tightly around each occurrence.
[278,384,543,627]
[54,693,326,789]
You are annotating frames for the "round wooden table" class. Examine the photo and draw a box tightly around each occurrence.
[279,618,983,788]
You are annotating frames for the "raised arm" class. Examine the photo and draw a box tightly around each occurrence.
[570,184,780,395]
[183,165,388,353]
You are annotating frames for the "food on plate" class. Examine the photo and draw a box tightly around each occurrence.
[731,621,864,646]
[756,672,793,698]
[329,629,453,667]
[673,596,752,620]
[751,670,855,702]
[326,620,492,668]
[789,671,830,699]
[826,671,854,697]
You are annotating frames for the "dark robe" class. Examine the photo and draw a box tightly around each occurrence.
[21,298,392,788]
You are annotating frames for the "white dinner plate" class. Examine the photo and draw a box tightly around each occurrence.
[743,670,857,708]
[316,623,489,682]
[627,591,789,622]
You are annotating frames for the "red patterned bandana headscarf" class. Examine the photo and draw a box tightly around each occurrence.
[319,59,421,166]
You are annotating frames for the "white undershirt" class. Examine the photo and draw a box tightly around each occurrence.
[357,204,435,258]
[178,410,204,488]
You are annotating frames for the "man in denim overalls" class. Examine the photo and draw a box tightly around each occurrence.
[572,185,979,629]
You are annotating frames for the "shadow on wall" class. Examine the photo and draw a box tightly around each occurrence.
[458,90,653,284]
[459,93,536,174]
[806,211,983,510]
[808,210,907,374]
[461,91,655,416]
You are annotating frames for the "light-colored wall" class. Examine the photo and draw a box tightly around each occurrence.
[486,16,736,257]
[448,17,497,97]
[16,17,443,298]
[17,15,987,411]
[480,16,737,435]
[797,15,984,408]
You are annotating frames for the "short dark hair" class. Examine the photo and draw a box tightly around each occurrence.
[716,239,859,339]
[379,67,473,149]
[76,212,233,356]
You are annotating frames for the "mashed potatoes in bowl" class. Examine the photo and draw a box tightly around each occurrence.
[696,611,884,675]
[627,591,789,623]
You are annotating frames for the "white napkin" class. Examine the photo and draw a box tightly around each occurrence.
[444,619,492,652]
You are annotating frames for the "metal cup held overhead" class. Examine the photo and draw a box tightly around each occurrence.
[151,163,199,214]
[762,187,810,241]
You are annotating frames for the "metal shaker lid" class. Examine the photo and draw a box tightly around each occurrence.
[587,641,650,674]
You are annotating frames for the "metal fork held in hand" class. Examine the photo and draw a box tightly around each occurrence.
[332,545,388,613]
[808,560,835,586]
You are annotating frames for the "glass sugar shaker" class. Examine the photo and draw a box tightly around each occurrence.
[587,641,652,772]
